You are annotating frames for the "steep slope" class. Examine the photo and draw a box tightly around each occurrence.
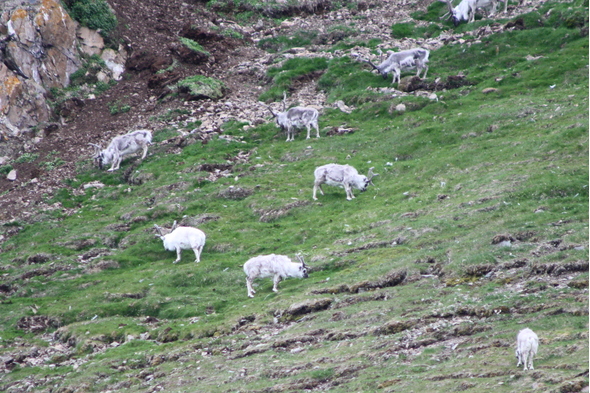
[0,0,587,392]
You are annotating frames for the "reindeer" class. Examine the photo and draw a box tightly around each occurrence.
[516,328,539,371]
[313,163,378,201]
[154,221,206,263]
[89,129,152,171]
[442,0,506,26]
[243,254,308,297]
[356,48,429,85]
[267,93,320,142]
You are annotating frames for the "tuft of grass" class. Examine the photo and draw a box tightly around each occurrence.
[15,153,39,164]
[179,37,211,56]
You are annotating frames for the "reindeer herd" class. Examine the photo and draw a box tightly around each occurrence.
[87,0,535,368]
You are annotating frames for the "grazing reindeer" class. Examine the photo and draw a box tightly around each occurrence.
[516,328,539,371]
[442,0,506,26]
[154,221,206,263]
[313,163,378,201]
[90,129,152,171]
[267,93,320,142]
[243,254,308,297]
[356,48,429,85]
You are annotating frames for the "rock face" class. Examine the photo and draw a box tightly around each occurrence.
[0,0,125,137]
[0,0,80,132]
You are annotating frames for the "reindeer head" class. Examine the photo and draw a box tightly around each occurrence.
[266,92,290,128]
[295,254,309,278]
[89,143,105,169]
[154,221,178,239]
[355,54,388,78]
[359,167,379,192]
[444,0,463,26]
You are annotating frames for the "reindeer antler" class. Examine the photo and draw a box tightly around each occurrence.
[356,54,380,71]
[367,167,379,185]
[266,104,278,117]
[440,0,454,19]
[88,143,102,154]
[295,253,306,267]
[282,91,287,112]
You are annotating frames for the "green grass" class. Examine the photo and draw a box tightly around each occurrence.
[0,1,588,391]
[259,57,329,102]
[66,0,117,38]
[178,37,211,56]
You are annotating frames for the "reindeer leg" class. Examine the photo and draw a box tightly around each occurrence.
[141,144,148,159]
[306,124,311,140]
[313,182,324,201]
[344,184,354,200]
[314,121,320,138]
[246,277,255,297]
[193,245,202,263]
[174,247,182,263]
[272,275,282,292]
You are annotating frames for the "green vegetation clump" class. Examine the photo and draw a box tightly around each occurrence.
[0,164,13,175]
[391,21,444,38]
[66,0,117,38]
[14,153,39,164]
[177,75,226,99]
[259,57,328,102]
[179,37,211,56]
[258,30,318,53]
[411,1,448,22]
[108,99,131,115]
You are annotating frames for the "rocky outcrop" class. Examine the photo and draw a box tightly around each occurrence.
[0,0,79,133]
[0,0,126,137]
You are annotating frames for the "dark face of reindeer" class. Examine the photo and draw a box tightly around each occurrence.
[360,176,370,192]
[96,153,105,170]
[299,265,309,278]
[452,15,461,26]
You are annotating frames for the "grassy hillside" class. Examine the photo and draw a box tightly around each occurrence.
[0,1,588,391]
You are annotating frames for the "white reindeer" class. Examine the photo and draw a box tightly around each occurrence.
[154,221,206,263]
[313,163,378,201]
[442,0,506,26]
[356,48,429,85]
[244,254,308,298]
[515,328,539,371]
[89,129,152,171]
[267,93,320,142]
